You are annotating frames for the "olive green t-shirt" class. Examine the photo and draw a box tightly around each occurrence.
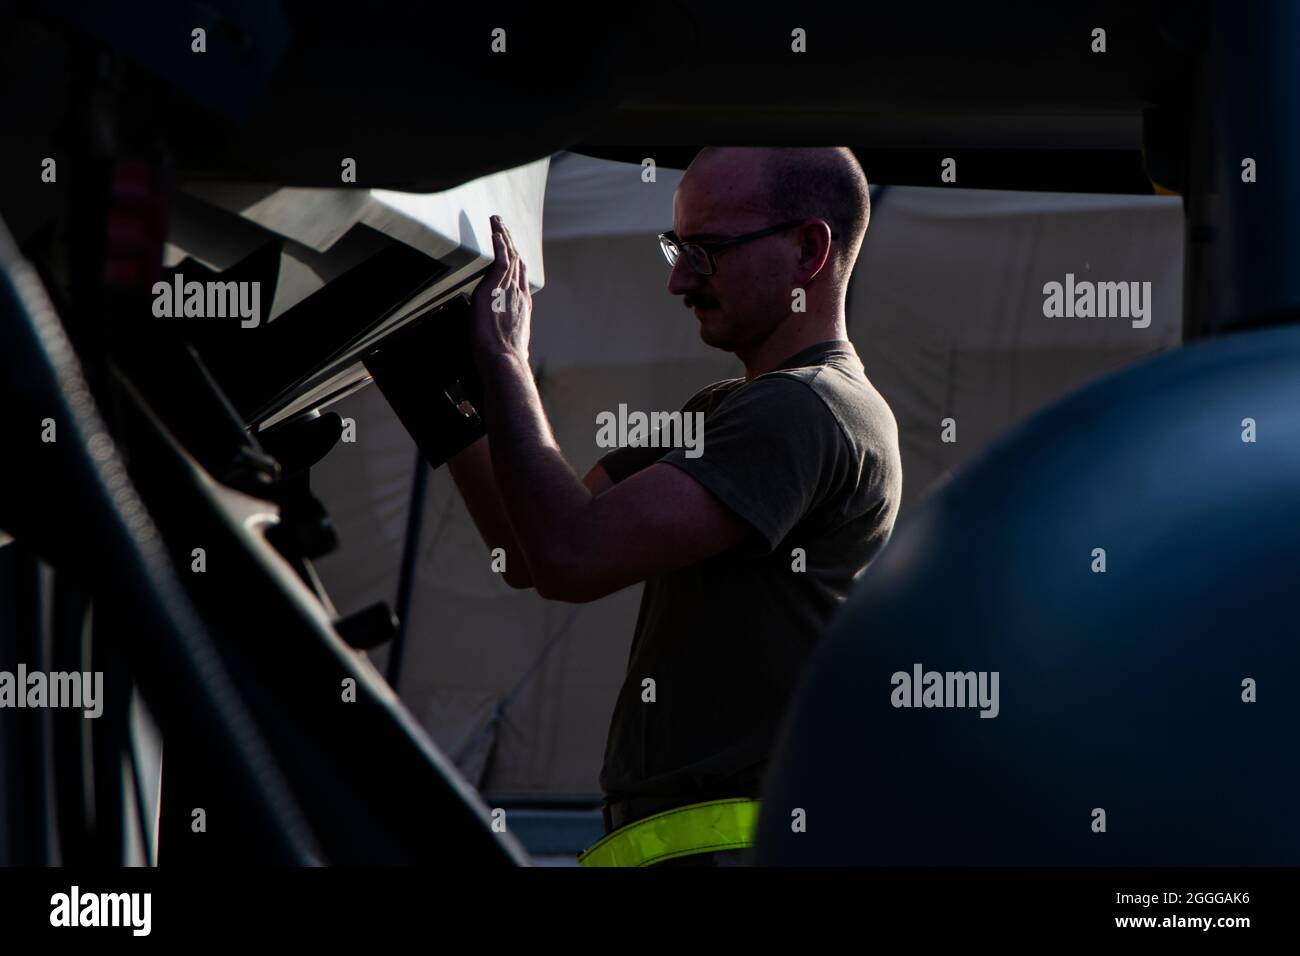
[596,339,902,810]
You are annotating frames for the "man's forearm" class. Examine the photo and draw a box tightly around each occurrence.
[479,351,593,591]
[447,435,533,588]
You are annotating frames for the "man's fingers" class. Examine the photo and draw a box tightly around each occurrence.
[501,223,527,293]
[503,222,524,267]
[490,229,512,284]
[498,223,519,287]
[501,227,518,275]
[506,249,521,292]
[488,217,513,279]
[486,217,528,299]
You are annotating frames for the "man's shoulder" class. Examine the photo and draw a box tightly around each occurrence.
[756,355,893,423]
[750,357,900,470]
[693,375,746,398]
[682,376,746,412]
[689,350,898,465]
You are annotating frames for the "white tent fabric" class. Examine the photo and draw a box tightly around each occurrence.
[310,151,1184,801]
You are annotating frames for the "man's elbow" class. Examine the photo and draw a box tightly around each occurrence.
[530,561,608,604]
[516,536,620,602]
[501,567,535,591]
[533,576,599,604]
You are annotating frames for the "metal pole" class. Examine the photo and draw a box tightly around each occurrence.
[386,452,429,689]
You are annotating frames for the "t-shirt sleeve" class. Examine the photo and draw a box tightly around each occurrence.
[594,383,725,484]
[657,375,850,554]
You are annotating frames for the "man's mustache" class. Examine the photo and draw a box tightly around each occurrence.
[684,294,718,309]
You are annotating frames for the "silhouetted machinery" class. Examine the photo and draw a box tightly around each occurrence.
[757,0,1300,865]
[756,322,1300,864]
[2,0,1297,868]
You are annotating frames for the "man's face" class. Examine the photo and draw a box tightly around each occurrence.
[667,152,798,353]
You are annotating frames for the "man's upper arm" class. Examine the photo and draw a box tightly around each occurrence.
[541,376,848,602]
[657,376,849,552]
[590,384,721,488]
[539,462,750,602]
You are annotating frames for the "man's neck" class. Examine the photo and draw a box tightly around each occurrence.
[737,315,848,381]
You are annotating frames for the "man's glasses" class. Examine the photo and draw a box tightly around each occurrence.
[658,219,837,276]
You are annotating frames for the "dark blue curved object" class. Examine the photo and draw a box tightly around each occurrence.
[756,324,1300,865]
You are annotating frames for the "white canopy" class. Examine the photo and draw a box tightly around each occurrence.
[309,151,1184,803]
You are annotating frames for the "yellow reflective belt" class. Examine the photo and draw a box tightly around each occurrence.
[577,798,760,867]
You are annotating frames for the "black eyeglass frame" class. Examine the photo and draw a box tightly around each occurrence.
[658,219,839,276]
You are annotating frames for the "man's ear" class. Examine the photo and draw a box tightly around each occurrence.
[796,219,834,282]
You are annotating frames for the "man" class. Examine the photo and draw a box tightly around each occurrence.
[448,146,902,866]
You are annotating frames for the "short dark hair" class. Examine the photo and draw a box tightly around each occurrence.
[760,147,870,277]
[696,147,871,278]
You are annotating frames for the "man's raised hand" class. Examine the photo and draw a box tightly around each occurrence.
[470,214,533,367]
